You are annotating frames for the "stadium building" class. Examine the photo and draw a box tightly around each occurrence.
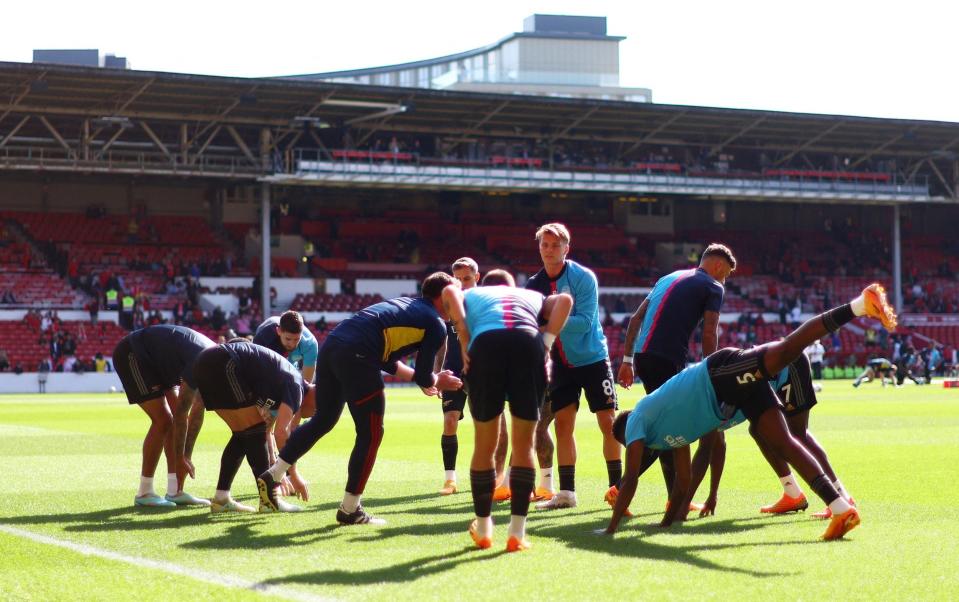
[1,17,958,391]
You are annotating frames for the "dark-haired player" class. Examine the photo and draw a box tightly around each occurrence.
[257,273,463,525]
[615,243,735,512]
[253,310,318,384]
[254,310,318,499]
[114,324,215,508]
[183,339,313,513]
[605,284,897,541]
[527,222,618,511]
[444,269,572,552]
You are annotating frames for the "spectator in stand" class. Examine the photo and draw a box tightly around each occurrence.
[38,358,51,393]
[234,311,252,337]
[49,335,63,364]
[13,362,23,375]
[211,306,226,331]
[0,349,9,372]
[805,339,826,380]
[94,352,111,372]
[106,286,119,310]
[25,309,41,333]
[86,299,99,326]
[1,289,16,304]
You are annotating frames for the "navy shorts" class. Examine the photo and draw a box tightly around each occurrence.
[634,352,683,394]
[549,358,617,414]
[778,354,818,417]
[442,387,467,418]
[193,346,252,411]
[466,329,546,423]
[706,347,782,422]
[114,338,169,405]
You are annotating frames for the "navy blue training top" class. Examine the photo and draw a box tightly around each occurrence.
[127,325,216,388]
[222,341,306,413]
[327,296,447,389]
[633,268,725,366]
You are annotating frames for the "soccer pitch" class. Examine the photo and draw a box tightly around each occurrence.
[1,384,957,601]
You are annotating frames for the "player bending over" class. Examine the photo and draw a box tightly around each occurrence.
[182,339,313,513]
[605,284,896,541]
[114,325,215,508]
[685,352,854,519]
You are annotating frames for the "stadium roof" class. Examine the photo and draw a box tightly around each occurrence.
[1,61,958,173]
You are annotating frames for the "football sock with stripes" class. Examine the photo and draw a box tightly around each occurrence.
[470,469,496,518]
[509,466,535,518]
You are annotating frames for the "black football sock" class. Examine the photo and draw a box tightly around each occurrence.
[470,469,496,518]
[558,464,575,492]
[509,466,536,517]
[606,459,623,488]
[441,434,458,472]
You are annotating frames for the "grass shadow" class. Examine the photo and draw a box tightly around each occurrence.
[254,546,498,588]
[530,515,817,577]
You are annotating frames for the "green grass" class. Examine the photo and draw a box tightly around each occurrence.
[1,383,958,601]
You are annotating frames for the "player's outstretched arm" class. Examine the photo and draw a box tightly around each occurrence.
[686,430,722,515]
[618,299,648,388]
[604,440,645,534]
[181,386,203,460]
[171,391,194,485]
[661,445,691,527]
[703,431,726,516]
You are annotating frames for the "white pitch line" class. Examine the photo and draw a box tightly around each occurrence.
[0,525,334,602]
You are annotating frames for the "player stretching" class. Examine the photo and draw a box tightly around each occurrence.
[185,339,312,513]
[526,223,619,511]
[606,283,896,541]
[114,324,214,508]
[615,244,734,513]
[853,357,897,387]
[686,352,855,518]
[444,269,572,551]
[254,310,318,500]
[257,273,462,525]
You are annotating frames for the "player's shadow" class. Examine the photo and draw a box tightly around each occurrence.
[346,516,475,542]
[254,547,496,588]
[182,521,339,550]
[531,516,814,577]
